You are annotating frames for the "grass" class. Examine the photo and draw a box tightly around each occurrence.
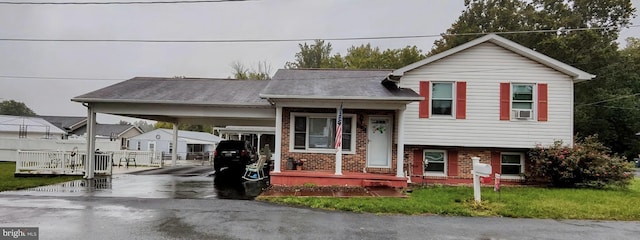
[259,179,640,220]
[0,162,82,192]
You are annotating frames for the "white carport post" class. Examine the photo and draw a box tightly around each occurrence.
[85,105,97,179]
[273,106,282,173]
[172,123,179,166]
[396,107,406,178]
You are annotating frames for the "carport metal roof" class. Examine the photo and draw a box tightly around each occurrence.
[72,77,275,126]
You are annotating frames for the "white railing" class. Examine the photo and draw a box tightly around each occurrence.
[16,150,113,175]
[109,150,162,167]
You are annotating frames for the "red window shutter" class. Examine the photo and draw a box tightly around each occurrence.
[448,150,459,176]
[491,151,501,177]
[419,81,430,118]
[456,82,467,119]
[499,83,511,120]
[412,149,424,176]
[538,83,548,121]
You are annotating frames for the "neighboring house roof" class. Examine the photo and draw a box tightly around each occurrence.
[0,115,66,134]
[39,115,86,131]
[74,124,143,138]
[391,34,596,81]
[260,69,423,101]
[72,77,271,107]
[130,128,221,144]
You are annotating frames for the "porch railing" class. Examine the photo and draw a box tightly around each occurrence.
[109,150,162,167]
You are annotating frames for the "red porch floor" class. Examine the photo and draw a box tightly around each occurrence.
[270,170,408,188]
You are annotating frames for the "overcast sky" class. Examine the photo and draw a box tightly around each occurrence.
[0,0,638,124]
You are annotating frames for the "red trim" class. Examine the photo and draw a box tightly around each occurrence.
[419,81,430,118]
[456,82,467,119]
[499,83,511,120]
[491,151,501,178]
[538,83,548,121]
[412,149,423,176]
[448,150,459,176]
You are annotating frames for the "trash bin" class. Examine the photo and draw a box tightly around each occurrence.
[287,157,295,170]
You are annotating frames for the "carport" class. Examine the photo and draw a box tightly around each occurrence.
[72,77,277,179]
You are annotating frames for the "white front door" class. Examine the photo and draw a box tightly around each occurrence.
[148,141,156,158]
[367,116,392,167]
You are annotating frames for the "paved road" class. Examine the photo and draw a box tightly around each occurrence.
[0,168,638,240]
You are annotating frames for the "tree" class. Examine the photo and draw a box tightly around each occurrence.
[230,61,272,80]
[345,44,425,69]
[430,0,638,158]
[285,40,345,68]
[133,120,154,132]
[0,100,36,116]
[286,40,425,69]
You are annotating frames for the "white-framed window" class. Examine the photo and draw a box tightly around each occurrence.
[291,113,355,153]
[512,84,535,119]
[501,152,525,176]
[424,150,447,175]
[431,82,454,116]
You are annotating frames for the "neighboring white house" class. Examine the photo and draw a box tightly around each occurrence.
[128,129,221,160]
[0,115,66,139]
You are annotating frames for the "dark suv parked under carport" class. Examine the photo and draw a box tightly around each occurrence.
[213,140,255,173]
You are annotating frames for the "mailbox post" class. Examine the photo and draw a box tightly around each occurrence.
[471,157,492,202]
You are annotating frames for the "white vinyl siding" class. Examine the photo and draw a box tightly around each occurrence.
[401,42,574,148]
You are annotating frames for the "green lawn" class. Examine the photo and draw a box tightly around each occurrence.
[259,179,640,220]
[0,162,81,191]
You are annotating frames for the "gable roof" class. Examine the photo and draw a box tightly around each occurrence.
[0,115,66,134]
[73,124,143,137]
[39,115,86,131]
[130,128,221,143]
[260,69,422,101]
[72,77,271,107]
[391,34,595,81]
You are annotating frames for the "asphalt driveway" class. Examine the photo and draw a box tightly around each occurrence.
[0,167,638,240]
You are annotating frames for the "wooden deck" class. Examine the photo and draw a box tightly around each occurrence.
[270,170,408,188]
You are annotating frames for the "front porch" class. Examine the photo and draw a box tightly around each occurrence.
[270,170,408,188]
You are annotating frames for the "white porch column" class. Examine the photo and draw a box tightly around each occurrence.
[274,106,282,173]
[257,133,262,154]
[85,106,97,179]
[172,123,178,167]
[396,107,406,178]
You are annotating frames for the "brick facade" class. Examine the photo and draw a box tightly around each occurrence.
[406,147,528,185]
[281,107,398,174]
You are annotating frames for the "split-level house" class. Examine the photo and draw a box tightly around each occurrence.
[72,34,593,186]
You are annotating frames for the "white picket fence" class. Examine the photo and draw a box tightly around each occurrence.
[15,150,161,175]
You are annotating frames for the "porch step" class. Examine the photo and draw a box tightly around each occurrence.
[362,180,392,187]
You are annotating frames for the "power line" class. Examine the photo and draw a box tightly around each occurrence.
[1,25,638,43]
[577,92,640,107]
[0,0,249,5]
[0,75,123,81]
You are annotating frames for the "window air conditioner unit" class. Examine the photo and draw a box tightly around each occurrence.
[515,110,532,119]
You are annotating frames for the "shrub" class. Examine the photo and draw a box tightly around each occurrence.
[527,136,634,188]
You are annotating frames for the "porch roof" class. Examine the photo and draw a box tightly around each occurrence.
[260,69,423,101]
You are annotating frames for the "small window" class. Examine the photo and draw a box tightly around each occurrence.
[512,84,534,119]
[432,82,453,116]
[501,153,524,175]
[424,150,447,175]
